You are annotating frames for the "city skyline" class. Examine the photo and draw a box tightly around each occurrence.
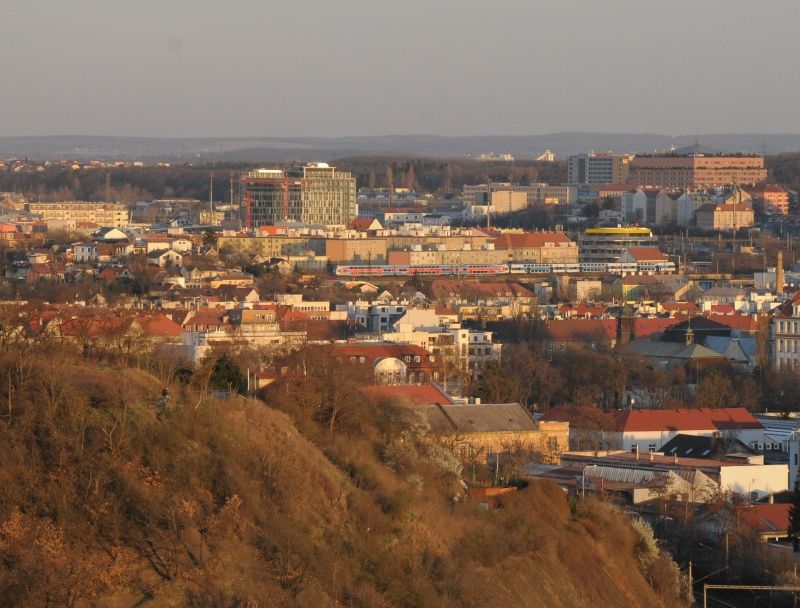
[2,0,799,138]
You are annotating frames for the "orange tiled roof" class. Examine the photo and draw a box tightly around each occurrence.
[626,247,666,262]
[360,384,453,405]
[492,231,573,250]
[544,319,617,343]
[544,405,761,433]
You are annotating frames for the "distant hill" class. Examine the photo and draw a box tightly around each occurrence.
[2,132,799,162]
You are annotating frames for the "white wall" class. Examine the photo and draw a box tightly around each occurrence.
[719,464,788,500]
[789,435,800,488]
[624,428,765,453]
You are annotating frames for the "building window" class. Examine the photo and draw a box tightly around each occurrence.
[648,444,656,453]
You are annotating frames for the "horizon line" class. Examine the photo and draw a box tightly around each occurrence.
[2,131,800,140]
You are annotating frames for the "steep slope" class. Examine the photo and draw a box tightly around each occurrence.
[0,350,686,607]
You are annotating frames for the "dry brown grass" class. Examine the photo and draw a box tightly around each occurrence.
[0,349,688,607]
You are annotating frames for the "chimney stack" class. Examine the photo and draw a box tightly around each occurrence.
[777,251,785,294]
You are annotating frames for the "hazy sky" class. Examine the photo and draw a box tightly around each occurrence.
[2,0,798,138]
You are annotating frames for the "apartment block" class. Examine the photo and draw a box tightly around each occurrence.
[567,153,632,185]
[628,152,767,189]
[26,202,130,227]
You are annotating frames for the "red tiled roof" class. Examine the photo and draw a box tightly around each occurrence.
[184,310,226,327]
[543,319,617,344]
[543,405,761,433]
[620,407,761,433]
[559,303,608,318]
[58,316,131,337]
[706,313,761,333]
[492,231,574,250]
[360,384,453,405]
[332,343,432,364]
[775,291,800,318]
[710,304,736,315]
[431,280,535,299]
[626,247,666,262]
[278,309,310,323]
[348,218,377,231]
[740,504,790,536]
[136,314,182,337]
[633,317,685,338]
[745,184,787,194]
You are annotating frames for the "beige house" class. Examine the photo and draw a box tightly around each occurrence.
[695,202,754,231]
[326,238,388,264]
[425,403,569,465]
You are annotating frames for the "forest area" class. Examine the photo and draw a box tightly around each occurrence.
[0,158,567,204]
[473,322,800,415]
[2,151,798,206]
[767,152,800,190]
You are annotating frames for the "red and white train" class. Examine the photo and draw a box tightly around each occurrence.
[335,260,676,277]
[335,264,508,277]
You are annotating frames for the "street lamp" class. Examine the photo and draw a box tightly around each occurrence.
[582,464,599,498]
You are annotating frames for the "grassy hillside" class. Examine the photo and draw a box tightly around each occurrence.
[0,348,688,607]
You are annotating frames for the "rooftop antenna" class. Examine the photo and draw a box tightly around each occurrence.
[760,137,769,157]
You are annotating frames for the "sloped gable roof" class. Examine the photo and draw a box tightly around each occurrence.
[740,504,790,536]
[492,231,573,250]
[626,247,666,262]
[361,384,453,406]
[620,407,761,433]
[425,403,537,434]
[544,318,617,344]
